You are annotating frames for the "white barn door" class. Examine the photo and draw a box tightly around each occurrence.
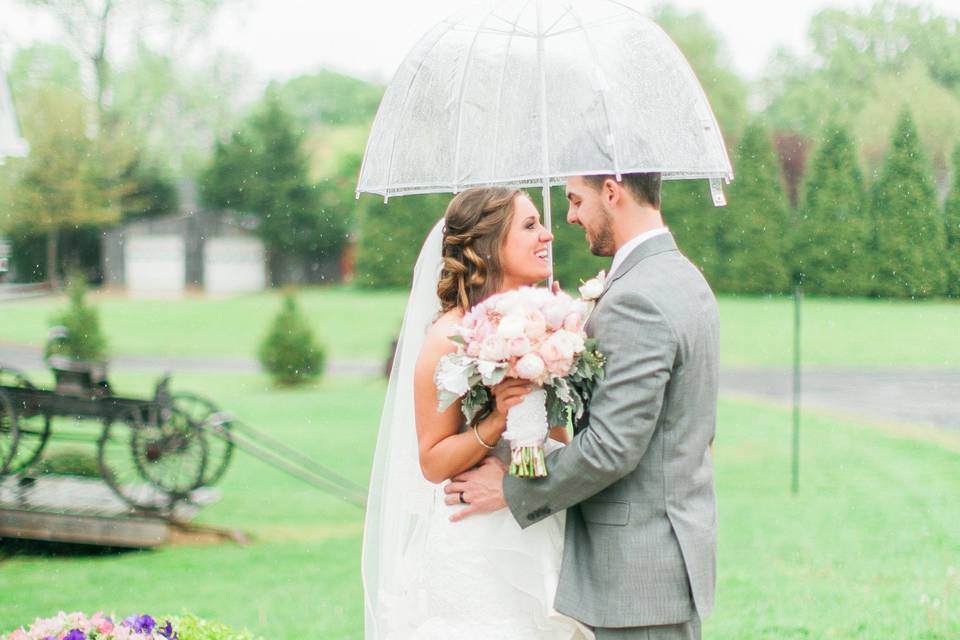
[125,235,185,295]
[204,237,266,295]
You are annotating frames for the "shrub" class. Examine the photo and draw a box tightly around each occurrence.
[33,447,99,478]
[164,614,262,640]
[257,291,325,386]
[45,274,107,362]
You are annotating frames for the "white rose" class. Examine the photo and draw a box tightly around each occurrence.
[579,271,606,301]
[516,352,546,381]
[497,314,526,339]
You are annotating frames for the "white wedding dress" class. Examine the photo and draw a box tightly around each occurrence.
[362,219,591,639]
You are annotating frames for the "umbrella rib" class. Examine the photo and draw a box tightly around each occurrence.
[491,0,534,180]
[565,4,622,177]
[541,7,573,38]
[544,11,633,39]
[452,6,500,191]
[381,19,459,194]
[492,3,537,37]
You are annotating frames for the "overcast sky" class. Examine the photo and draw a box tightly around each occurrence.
[3,0,960,86]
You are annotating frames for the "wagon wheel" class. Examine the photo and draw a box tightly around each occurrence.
[98,404,207,511]
[0,389,19,475]
[0,365,51,474]
[0,365,35,390]
[170,392,234,487]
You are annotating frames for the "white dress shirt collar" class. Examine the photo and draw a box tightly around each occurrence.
[608,227,670,279]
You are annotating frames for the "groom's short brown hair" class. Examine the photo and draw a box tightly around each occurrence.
[584,172,661,209]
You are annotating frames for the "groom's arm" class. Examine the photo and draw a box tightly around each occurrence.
[503,289,678,528]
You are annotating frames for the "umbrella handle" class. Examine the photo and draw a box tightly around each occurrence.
[542,180,554,288]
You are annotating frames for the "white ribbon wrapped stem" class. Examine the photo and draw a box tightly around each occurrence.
[502,386,549,447]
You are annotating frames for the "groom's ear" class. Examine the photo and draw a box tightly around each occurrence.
[602,178,623,207]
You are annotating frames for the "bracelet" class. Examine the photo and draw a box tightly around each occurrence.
[473,423,496,450]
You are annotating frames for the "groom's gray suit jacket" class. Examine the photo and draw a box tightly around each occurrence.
[503,232,719,629]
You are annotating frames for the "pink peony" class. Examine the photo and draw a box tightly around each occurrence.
[479,335,509,362]
[506,335,532,357]
[523,309,547,339]
[543,303,567,330]
[562,312,583,332]
[539,330,583,377]
[496,314,526,339]
[516,352,546,380]
[547,357,574,377]
[539,338,564,365]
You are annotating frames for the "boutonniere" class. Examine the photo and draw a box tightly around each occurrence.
[578,270,606,302]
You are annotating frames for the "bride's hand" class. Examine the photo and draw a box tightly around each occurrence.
[491,378,532,416]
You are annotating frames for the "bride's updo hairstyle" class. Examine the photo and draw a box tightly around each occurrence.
[438,186,525,313]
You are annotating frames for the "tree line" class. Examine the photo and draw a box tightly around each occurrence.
[1,0,958,298]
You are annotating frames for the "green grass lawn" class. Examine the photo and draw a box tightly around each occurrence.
[0,287,408,362]
[1,373,958,638]
[2,287,959,368]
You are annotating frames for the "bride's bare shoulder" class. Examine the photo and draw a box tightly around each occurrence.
[419,309,464,361]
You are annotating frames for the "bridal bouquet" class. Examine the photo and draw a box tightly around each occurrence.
[435,285,605,477]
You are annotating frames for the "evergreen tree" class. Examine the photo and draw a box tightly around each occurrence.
[258,291,325,386]
[661,180,720,284]
[795,124,870,296]
[353,193,450,288]
[715,122,792,294]
[200,94,343,279]
[944,144,960,297]
[870,107,947,298]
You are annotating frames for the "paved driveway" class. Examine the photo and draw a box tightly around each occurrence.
[2,343,957,432]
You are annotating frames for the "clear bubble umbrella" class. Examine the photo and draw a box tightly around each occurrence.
[0,64,29,164]
[357,0,733,261]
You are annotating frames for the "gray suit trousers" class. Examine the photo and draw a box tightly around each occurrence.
[594,614,701,640]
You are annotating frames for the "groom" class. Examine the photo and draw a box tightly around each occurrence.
[445,172,719,639]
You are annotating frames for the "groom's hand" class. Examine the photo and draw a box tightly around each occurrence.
[444,456,507,522]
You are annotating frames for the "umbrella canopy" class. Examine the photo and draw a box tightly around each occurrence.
[357,0,733,201]
[0,65,29,164]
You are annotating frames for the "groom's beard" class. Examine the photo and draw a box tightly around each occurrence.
[588,205,616,257]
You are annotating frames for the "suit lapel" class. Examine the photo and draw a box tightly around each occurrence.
[594,233,679,304]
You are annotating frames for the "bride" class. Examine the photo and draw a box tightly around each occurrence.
[362,187,592,639]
